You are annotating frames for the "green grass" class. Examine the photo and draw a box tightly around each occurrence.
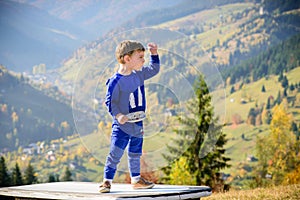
[230,78,279,118]
[221,124,269,175]
[286,67,300,85]
[157,3,254,29]
[155,2,256,52]
[212,73,287,124]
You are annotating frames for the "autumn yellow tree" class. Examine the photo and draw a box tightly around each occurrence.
[168,156,197,185]
[255,104,299,186]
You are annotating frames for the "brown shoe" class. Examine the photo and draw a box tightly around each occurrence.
[132,177,154,189]
[99,180,111,193]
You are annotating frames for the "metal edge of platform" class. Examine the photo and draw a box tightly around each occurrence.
[0,183,212,200]
[115,186,212,199]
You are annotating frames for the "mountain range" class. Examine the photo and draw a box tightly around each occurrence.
[0,0,182,72]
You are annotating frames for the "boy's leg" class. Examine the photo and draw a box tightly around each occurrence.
[128,131,154,189]
[128,135,143,180]
[104,129,129,181]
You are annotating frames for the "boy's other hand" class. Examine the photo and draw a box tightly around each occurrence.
[147,43,158,55]
[116,113,128,124]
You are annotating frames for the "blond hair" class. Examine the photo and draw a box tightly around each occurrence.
[115,40,145,64]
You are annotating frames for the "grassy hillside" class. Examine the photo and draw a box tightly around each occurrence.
[57,1,300,108]
[217,67,300,188]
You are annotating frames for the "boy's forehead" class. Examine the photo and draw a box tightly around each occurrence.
[133,50,144,56]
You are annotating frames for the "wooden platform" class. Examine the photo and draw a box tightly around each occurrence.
[0,182,212,200]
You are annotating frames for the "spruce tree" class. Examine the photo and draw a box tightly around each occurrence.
[24,163,37,185]
[266,97,271,109]
[261,85,266,92]
[48,174,56,182]
[62,167,72,181]
[281,76,289,89]
[230,86,235,94]
[0,156,11,187]
[275,91,282,105]
[48,174,60,182]
[162,75,230,189]
[11,163,23,186]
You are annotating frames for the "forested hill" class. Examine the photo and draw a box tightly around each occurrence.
[120,0,244,31]
[57,0,300,103]
[224,33,300,84]
[0,66,75,150]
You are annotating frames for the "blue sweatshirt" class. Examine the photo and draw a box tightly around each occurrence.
[105,55,160,133]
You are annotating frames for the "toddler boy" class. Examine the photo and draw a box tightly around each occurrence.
[99,40,160,193]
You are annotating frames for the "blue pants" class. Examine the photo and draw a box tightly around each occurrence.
[104,127,143,180]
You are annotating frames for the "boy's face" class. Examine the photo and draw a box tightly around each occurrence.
[126,50,145,70]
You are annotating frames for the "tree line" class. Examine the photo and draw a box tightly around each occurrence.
[0,156,72,187]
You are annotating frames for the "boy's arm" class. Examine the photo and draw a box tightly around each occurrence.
[105,79,121,117]
[142,43,160,80]
[105,79,128,124]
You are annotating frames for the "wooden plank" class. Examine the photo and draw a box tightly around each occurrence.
[0,182,212,200]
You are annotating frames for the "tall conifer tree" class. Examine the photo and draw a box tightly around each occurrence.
[0,156,11,187]
[12,163,23,186]
[162,75,230,189]
[62,166,72,181]
[24,162,37,185]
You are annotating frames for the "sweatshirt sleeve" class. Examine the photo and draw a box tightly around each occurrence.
[142,55,160,80]
[105,78,121,117]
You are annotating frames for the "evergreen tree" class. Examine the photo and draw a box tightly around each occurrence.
[266,97,271,110]
[283,88,288,97]
[281,76,289,89]
[261,106,272,125]
[61,167,72,181]
[278,71,283,82]
[247,108,257,126]
[275,91,282,105]
[48,174,60,182]
[291,122,299,140]
[230,86,235,94]
[24,163,37,185]
[289,83,295,91]
[0,156,11,187]
[261,85,266,92]
[48,174,56,182]
[11,163,23,186]
[162,75,230,190]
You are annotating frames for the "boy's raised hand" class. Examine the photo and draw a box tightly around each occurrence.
[147,43,158,55]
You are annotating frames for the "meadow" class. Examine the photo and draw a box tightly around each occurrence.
[204,184,300,200]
